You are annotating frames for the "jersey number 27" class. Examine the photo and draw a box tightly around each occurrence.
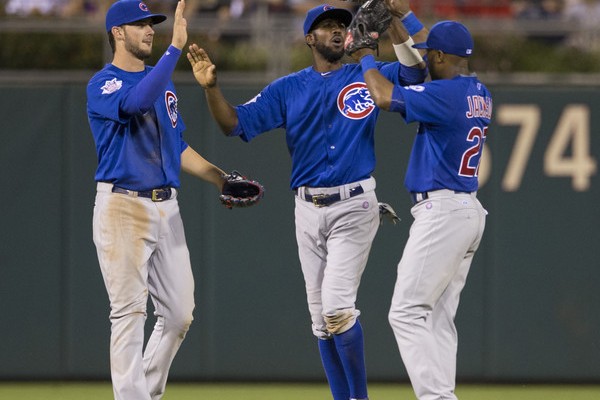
[459,126,487,177]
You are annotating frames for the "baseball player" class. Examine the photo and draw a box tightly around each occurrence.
[348,12,491,400]
[186,3,427,400]
[86,1,228,399]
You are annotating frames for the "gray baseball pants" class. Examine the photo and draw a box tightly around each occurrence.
[93,182,195,400]
[294,177,379,338]
[389,190,486,400]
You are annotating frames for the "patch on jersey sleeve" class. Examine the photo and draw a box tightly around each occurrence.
[337,82,376,120]
[405,85,425,92]
[244,93,261,105]
[165,91,178,128]
[100,78,123,94]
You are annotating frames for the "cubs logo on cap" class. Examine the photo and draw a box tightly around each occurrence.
[105,0,167,32]
[303,4,353,36]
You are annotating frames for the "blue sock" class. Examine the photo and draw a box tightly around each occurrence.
[333,320,368,400]
[318,338,350,400]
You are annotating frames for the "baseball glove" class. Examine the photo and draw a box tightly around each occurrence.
[378,202,400,225]
[344,0,393,56]
[220,170,265,209]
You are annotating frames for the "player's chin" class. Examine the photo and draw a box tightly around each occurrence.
[316,42,344,62]
[329,43,345,56]
[331,45,345,56]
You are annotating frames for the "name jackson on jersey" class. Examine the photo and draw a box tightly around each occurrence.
[404,84,492,121]
[466,95,492,119]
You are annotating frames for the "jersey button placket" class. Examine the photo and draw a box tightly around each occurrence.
[323,81,336,172]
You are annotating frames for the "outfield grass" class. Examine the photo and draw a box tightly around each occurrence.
[1,382,599,399]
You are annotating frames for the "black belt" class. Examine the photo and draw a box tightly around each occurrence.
[297,185,364,207]
[410,190,471,205]
[112,185,173,202]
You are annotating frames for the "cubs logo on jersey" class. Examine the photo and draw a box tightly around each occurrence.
[165,91,178,128]
[337,82,376,120]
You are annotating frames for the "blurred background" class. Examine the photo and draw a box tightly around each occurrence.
[1,0,599,387]
[2,0,600,80]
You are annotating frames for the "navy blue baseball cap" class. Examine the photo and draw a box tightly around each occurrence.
[412,20,474,57]
[303,4,353,36]
[105,0,167,32]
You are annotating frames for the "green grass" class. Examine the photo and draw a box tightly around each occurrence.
[1,382,599,399]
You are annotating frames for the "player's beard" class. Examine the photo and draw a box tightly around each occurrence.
[314,38,344,63]
[124,35,152,61]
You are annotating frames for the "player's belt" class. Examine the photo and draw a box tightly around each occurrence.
[112,185,173,202]
[297,185,364,207]
[410,190,472,205]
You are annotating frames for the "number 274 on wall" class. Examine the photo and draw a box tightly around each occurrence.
[478,104,597,192]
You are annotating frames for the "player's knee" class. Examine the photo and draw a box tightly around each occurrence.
[324,309,358,335]
[388,303,430,328]
[170,306,195,333]
[178,316,193,338]
[159,313,193,341]
[176,312,194,332]
[388,307,403,327]
[109,293,147,319]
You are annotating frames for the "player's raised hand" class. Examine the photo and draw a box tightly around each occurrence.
[187,44,217,89]
[171,0,187,50]
[385,0,411,18]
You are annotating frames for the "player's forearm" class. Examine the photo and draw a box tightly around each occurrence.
[122,46,181,114]
[364,69,394,110]
[181,146,226,190]
[388,17,409,45]
[204,86,239,136]
[359,55,394,110]
[411,26,428,48]
[383,14,426,71]
[386,0,428,43]
[399,11,428,54]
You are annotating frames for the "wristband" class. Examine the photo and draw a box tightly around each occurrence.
[360,54,377,74]
[393,38,424,67]
[400,11,424,36]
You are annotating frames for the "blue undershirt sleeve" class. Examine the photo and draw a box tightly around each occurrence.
[399,64,427,86]
[121,45,182,115]
[390,85,407,117]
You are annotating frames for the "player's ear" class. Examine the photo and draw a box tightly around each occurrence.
[112,26,124,41]
[305,33,315,47]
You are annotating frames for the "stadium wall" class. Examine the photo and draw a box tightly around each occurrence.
[1,81,598,382]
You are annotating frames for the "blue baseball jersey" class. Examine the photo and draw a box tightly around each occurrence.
[393,75,492,193]
[233,62,426,189]
[87,64,187,191]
